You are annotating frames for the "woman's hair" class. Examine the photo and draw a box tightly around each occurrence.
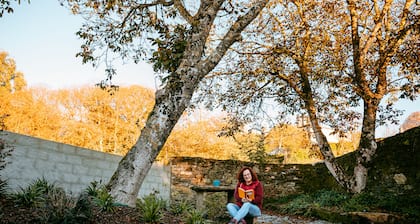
[237,167,259,183]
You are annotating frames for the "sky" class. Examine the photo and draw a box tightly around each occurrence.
[0,1,418,138]
[0,1,158,90]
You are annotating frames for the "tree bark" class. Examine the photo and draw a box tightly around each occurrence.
[352,99,380,192]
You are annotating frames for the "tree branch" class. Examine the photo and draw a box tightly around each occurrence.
[347,0,370,97]
[122,0,174,28]
[198,0,269,76]
[174,0,196,25]
[361,0,392,62]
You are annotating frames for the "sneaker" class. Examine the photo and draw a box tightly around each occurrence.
[238,219,247,224]
[228,218,237,224]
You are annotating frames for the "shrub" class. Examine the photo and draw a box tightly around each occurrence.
[0,178,7,197]
[41,187,77,224]
[170,199,193,216]
[185,208,207,224]
[313,190,348,207]
[203,192,226,220]
[137,192,167,223]
[93,188,115,212]
[85,180,102,197]
[278,194,313,215]
[342,192,375,212]
[12,182,46,207]
[11,178,96,223]
[85,180,115,212]
[71,192,94,223]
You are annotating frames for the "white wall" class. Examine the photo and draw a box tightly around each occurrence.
[0,131,171,202]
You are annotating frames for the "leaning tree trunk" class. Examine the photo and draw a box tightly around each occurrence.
[107,77,197,206]
[302,84,354,191]
[107,0,269,206]
[294,63,355,191]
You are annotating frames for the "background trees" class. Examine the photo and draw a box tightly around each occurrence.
[0,51,27,131]
[55,85,155,154]
[2,86,154,155]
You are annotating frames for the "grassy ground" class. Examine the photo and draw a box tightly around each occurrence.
[1,183,419,223]
[264,189,420,224]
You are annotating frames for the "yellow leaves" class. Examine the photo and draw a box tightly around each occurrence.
[3,84,155,156]
[159,115,247,162]
[0,52,27,93]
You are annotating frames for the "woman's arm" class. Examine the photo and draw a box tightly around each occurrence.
[252,181,263,207]
[233,183,241,203]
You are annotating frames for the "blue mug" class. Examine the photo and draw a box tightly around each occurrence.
[213,179,221,187]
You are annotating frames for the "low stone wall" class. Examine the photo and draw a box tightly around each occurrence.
[170,157,340,203]
[1,131,171,201]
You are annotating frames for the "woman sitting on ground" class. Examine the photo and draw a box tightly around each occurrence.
[226,167,263,224]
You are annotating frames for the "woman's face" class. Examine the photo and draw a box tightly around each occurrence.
[243,169,253,183]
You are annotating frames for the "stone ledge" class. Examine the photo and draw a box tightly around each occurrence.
[347,212,403,223]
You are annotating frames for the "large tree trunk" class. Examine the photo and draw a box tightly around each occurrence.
[307,98,381,193]
[107,79,195,206]
[352,99,379,193]
[107,0,269,206]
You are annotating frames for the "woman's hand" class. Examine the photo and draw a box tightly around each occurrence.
[242,198,251,203]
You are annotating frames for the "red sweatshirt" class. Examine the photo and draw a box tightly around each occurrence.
[234,180,263,209]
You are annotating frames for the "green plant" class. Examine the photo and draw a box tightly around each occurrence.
[71,192,94,223]
[137,192,167,223]
[170,199,193,216]
[0,127,12,197]
[41,187,77,224]
[18,177,60,207]
[85,180,102,197]
[0,178,7,197]
[313,190,348,207]
[279,194,313,215]
[93,188,115,212]
[203,192,226,220]
[185,208,207,224]
[12,183,45,207]
[31,177,57,195]
[342,192,375,212]
[84,180,116,212]
[243,132,270,165]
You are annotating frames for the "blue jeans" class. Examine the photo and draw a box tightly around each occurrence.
[226,202,261,221]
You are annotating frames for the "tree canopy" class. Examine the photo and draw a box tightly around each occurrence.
[197,0,419,193]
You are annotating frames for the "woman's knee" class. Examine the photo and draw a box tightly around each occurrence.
[226,202,237,210]
[241,202,252,209]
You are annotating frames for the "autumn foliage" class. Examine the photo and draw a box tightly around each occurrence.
[1,51,357,163]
